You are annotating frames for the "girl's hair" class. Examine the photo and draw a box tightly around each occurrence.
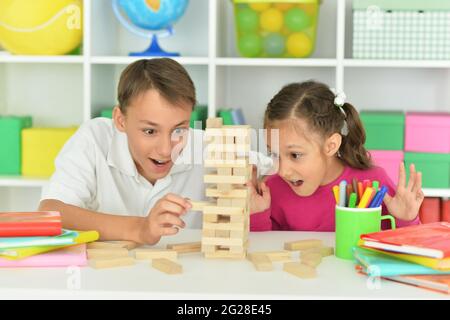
[264,81,372,169]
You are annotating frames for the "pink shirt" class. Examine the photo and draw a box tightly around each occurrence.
[250,165,420,232]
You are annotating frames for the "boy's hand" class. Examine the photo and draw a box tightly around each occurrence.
[384,162,424,222]
[137,193,191,245]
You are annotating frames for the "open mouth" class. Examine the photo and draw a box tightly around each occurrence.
[149,158,171,167]
[289,180,304,187]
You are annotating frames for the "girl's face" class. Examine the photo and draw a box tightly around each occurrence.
[113,89,192,185]
[266,119,343,197]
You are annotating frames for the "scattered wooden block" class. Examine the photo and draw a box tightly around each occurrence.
[90,257,135,269]
[283,262,317,279]
[134,249,178,261]
[301,252,322,268]
[87,248,129,259]
[249,253,273,271]
[249,250,292,263]
[152,258,182,275]
[284,239,323,251]
[166,242,201,254]
[301,246,334,258]
[87,241,126,249]
[205,251,246,260]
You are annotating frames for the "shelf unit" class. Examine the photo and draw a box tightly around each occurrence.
[0,0,449,211]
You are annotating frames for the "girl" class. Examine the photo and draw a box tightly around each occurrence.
[249,81,423,231]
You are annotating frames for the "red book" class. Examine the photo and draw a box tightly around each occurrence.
[0,212,62,237]
[360,222,450,259]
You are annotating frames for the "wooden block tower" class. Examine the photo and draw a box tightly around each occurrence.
[200,118,252,259]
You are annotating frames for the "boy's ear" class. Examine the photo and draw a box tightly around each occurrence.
[323,133,342,157]
[112,106,126,132]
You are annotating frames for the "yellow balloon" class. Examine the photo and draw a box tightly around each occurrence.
[286,32,313,57]
[274,3,295,11]
[0,0,82,55]
[260,8,283,33]
[249,3,271,12]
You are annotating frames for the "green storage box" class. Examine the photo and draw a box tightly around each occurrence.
[404,152,450,189]
[233,0,320,58]
[360,111,404,150]
[100,108,114,119]
[190,105,208,129]
[0,116,32,175]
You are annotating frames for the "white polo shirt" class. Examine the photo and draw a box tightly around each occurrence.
[41,118,206,229]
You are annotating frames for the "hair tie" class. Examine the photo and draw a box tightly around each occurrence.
[330,88,348,136]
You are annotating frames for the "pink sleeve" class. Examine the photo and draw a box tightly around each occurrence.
[250,208,272,231]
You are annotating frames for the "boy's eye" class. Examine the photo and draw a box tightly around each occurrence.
[143,129,155,135]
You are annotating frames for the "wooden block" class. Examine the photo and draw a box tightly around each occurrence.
[205,250,246,260]
[112,241,140,250]
[206,118,223,128]
[201,237,244,247]
[207,144,250,153]
[217,168,232,176]
[152,258,183,275]
[205,128,249,137]
[249,253,273,271]
[217,198,232,206]
[249,250,292,263]
[233,167,250,177]
[284,239,323,251]
[231,198,247,207]
[203,222,245,231]
[189,201,214,211]
[204,175,247,184]
[90,257,135,269]
[202,244,218,253]
[203,214,219,223]
[218,183,232,192]
[87,241,127,250]
[134,249,178,261]
[203,206,244,216]
[206,187,248,198]
[167,242,201,254]
[204,159,248,168]
[215,230,231,238]
[283,262,317,279]
[301,246,334,258]
[202,229,216,237]
[230,230,245,238]
[87,248,129,259]
[301,252,322,268]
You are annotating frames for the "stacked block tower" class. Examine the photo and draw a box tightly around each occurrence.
[200,118,252,259]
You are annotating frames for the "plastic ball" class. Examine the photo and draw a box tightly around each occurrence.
[264,33,285,57]
[236,8,259,33]
[286,32,313,57]
[285,8,311,32]
[0,0,83,55]
[274,3,295,11]
[249,3,271,12]
[260,8,283,33]
[238,33,263,57]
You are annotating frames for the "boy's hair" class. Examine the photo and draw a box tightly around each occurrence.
[264,81,372,169]
[117,58,196,113]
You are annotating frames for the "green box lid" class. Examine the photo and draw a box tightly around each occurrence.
[353,0,450,11]
[0,116,33,128]
[360,111,405,125]
[405,152,450,162]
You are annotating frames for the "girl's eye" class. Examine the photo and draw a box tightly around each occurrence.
[268,151,279,159]
[291,153,302,159]
[143,129,155,135]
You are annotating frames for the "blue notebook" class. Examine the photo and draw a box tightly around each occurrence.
[0,229,76,250]
[231,108,246,125]
[353,247,450,277]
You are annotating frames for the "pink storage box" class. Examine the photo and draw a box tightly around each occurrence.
[405,112,450,153]
[369,150,404,185]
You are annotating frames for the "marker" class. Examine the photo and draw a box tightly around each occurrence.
[348,193,357,208]
[358,187,374,208]
[372,180,379,192]
[339,180,347,207]
[346,184,353,205]
[352,178,359,203]
[369,185,388,208]
[363,179,371,192]
[332,185,340,204]
[357,182,364,203]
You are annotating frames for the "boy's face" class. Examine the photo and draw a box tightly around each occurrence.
[114,89,192,185]
[266,119,343,197]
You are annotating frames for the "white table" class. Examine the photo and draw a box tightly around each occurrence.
[0,230,448,300]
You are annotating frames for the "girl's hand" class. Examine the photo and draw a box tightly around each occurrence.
[247,179,271,214]
[383,162,424,222]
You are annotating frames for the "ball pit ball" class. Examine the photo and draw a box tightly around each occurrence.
[249,3,271,12]
[264,33,285,56]
[286,32,313,57]
[260,8,283,33]
[238,33,263,57]
[285,7,311,32]
[236,7,259,33]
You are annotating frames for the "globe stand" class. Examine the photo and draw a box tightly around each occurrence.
[129,34,180,57]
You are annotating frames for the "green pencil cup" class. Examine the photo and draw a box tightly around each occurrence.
[335,205,396,260]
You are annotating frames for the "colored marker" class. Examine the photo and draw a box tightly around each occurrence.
[363,179,371,192]
[369,185,388,208]
[358,187,374,208]
[339,180,347,207]
[357,182,364,203]
[346,184,353,205]
[348,193,357,208]
[352,178,358,203]
[332,185,340,204]
[372,180,379,192]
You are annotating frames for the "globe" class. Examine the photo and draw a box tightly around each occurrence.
[113,0,189,56]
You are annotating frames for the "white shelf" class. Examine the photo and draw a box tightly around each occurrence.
[344,59,450,69]
[0,54,84,64]
[215,58,337,67]
[0,177,48,188]
[90,56,210,65]
[423,189,450,198]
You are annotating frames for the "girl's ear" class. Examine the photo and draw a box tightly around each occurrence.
[112,106,126,132]
[323,133,342,157]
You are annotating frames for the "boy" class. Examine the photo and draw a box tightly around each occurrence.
[39,58,205,245]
